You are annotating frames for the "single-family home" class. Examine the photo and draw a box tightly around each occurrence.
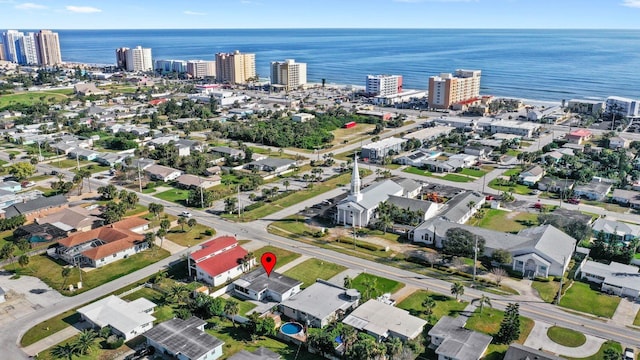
[1,194,68,221]
[246,158,297,175]
[144,164,183,182]
[210,146,244,160]
[232,268,302,302]
[579,260,640,299]
[55,218,150,268]
[144,317,224,360]
[591,217,640,243]
[68,148,101,161]
[228,348,281,360]
[77,295,155,340]
[504,344,563,360]
[188,236,254,287]
[36,205,102,232]
[0,189,19,209]
[279,280,361,328]
[611,188,640,209]
[573,178,613,201]
[609,136,629,149]
[518,165,545,186]
[342,299,427,341]
[543,151,564,164]
[96,153,131,167]
[205,166,222,176]
[428,316,493,360]
[537,177,574,194]
[175,139,204,157]
[175,174,221,190]
[464,146,493,159]
[395,150,430,167]
[565,129,593,144]
[74,83,109,96]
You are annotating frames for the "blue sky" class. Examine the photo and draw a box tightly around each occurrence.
[1,0,639,29]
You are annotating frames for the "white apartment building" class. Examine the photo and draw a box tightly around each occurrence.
[215,50,256,84]
[428,69,481,109]
[606,96,639,118]
[271,59,307,91]
[17,32,39,65]
[366,74,403,97]
[2,30,22,63]
[125,46,153,72]
[187,60,216,78]
[155,59,187,73]
[35,30,62,66]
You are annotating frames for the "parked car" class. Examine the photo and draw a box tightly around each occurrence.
[180,211,192,218]
[485,195,495,201]
[624,348,634,360]
[530,189,541,195]
[567,198,580,205]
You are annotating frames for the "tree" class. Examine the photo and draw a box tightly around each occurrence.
[283,179,290,191]
[148,203,164,219]
[18,254,30,271]
[603,348,622,360]
[144,232,156,256]
[343,275,353,288]
[451,282,464,301]
[16,238,30,252]
[97,184,117,200]
[422,296,436,321]
[340,325,358,354]
[177,216,187,231]
[491,267,507,286]
[156,228,167,249]
[102,201,126,224]
[8,162,35,180]
[386,337,404,360]
[61,267,72,290]
[165,284,190,305]
[76,168,92,193]
[224,197,238,214]
[160,219,171,232]
[491,249,512,264]
[443,228,485,258]
[307,328,335,357]
[0,242,15,263]
[476,294,492,314]
[51,343,78,360]
[123,191,139,209]
[73,329,98,355]
[224,300,239,327]
[496,303,520,344]
[187,218,197,231]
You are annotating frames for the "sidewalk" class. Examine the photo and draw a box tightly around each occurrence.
[611,297,640,326]
[22,321,91,357]
[276,254,310,273]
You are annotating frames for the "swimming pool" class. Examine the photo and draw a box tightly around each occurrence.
[280,322,303,336]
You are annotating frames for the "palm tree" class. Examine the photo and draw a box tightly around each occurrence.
[51,343,77,360]
[165,284,190,305]
[18,254,30,272]
[187,218,197,231]
[422,296,436,318]
[451,282,464,301]
[61,267,72,290]
[283,179,290,191]
[156,229,167,249]
[73,329,98,355]
[177,216,187,232]
[144,232,156,256]
[386,337,403,360]
[224,300,239,327]
[340,325,358,354]
[476,294,492,313]
[343,275,353,288]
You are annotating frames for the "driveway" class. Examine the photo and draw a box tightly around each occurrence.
[611,297,640,326]
[524,320,605,358]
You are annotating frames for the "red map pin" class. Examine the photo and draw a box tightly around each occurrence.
[261,252,277,277]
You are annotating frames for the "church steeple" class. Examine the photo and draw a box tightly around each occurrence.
[349,152,363,202]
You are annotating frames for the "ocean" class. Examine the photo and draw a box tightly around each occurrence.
[53,28,640,102]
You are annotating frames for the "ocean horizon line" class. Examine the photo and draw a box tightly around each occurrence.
[11,27,640,31]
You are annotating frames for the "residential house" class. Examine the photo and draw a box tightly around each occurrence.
[412,219,576,277]
[428,316,493,360]
[36,206,102,232]
[464,146,493,159]
[543,151,563,164]
[402,125,455,143]
[537,177,574,194]
[74,83,109,96]
[188,236,254,287]
[205,166,222,176]
[13,222,69,243]
[232,268,302,302]
[0,181,22,193]
[573,178,613,201]
[145,317,224,360]
[96,153,131,167]
[279,280,361,328]
[246,158,297,175]
[175,174,221,190]
[579,260,640,299]
[342,299,427,341]
[228,348,281,360]
[0,189,20,209]
[55,218,150,268]
[609,136,629,149]
[504,344,563,360]
[130,158,155,170]
[77,295,155,340]
[361,137,406,161]
[591,218,640,243]
[175,139,204,157]
[395,150,430,167]
[69,148,101,161]
[424,154,477,173]
[210,146,244,160]
[611,188,640,209]
[292,113,315,122]
[144,164,183,182]
[518,165,545,186]
[566,129,593,144]
[0,194,68,221]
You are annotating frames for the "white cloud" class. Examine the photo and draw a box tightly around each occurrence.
[15,2,47,10]
[65,5,102,13]
[622,0,640,7]
[184,10,207,15]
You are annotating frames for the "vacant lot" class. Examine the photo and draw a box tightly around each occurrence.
[154,188,190,204]
[474,209,539,233]
[351,273,404,298]
[465,307,534,360]
[559,281,620,318]
[397,290,468,323]
[283,258,346,289]
[531,280,560,303]
[331,123,375,145]
[165,224,216,247]
[0,91,68,109]
[254,245,300,271]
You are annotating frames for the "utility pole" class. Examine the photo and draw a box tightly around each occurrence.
[76,153,80,171]
[137,162,142,193]
[555,256,566,305]
[473,235,478,283]
[199,176,204,208]
[237,184,241,219]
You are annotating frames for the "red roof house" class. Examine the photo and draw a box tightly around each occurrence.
[188,236,255,286]
[566,129,593,144]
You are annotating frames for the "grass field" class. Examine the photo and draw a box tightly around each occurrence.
[403,166,432,177]
[331,123,375,145]
[465,307,535,359]
[351,273,404,298]
[559,281,620,318]
[442,174,476,183]
[566,340,622,360]
[635,309,640,326]
[0,92,68,109]
[283,258,346,289]
[488,179,533,195]
[81,164,110,174]
[474,209,539,233]
[154,188,190,204]
[5,249,170,296]
[50,158,91,169]
[254,245,300,271]
[397,290,468,323]
[165,224,216,247]
[531,280,560,303]
[121,288,175,323]
[547,326,586,347]
[459,168,488,177]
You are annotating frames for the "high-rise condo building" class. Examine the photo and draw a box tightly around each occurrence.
[270,59,307,91]
[215,50,256,84]
[366,74,403,97]
[115,47,129,69]
[428,69,481,109]
[187,60,216,78]
[2,30,23,63]
[16,32,39,65]
[124,46,153,72]
[0,44,5,61]
[35,30,62,66]
[606,96,639,118]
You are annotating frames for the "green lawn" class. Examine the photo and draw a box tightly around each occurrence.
[488,179,532,195]
[154,188,190,204]
[165,224,216,247]
[254,246,301,271]
[473,209,539,233]
[503,167,523,176]
[50,158,91,169]
[547,326,586,347]
[5,249,170,296]
[0,91,68,109]
[283,258,346,289]
[20,309,80,347]
[81,164,111,174]
[401,166,431,177]
[123,204,148,217]
[351,273,404,298]
[144,213,178,229]
[465,307,535,359]
[459,168,488,177]
[397,290,468,323]
[442,174,476,183]
[559,281,621,318]
[531,280,560,303]
[566,340,622,360]
[635,309,640,326]
[28,174,53,182]
[121,288,176,323]
[236,298,257,316]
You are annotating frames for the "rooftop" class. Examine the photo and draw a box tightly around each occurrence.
[280,281,358,321]
[190,236,238,261]
[429,316,493,360]
[77,295,155,335]
[234,268,302,295]
[342,299,427,339]
[144,317,223,359]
